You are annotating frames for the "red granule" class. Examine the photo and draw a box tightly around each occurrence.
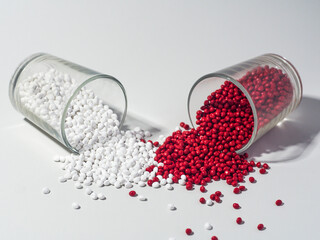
[200,185,206,193]
[257,223,264,230]
[199,197,206,204]
[185,228,193,235]
[233,203,240,209]
[236,217,243,224]
[275,199,283,206]
[129,191,136,197]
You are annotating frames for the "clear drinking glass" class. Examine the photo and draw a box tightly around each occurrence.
[188,53,302,153]
[9,53,127,153]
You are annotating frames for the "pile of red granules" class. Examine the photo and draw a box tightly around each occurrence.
[144,66,291,239]
[149,66,293,190]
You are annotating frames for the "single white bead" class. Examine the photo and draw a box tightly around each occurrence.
[206,200,214,206]
[138,196,147,201]
[72,202,81,210]
[178,179,186,186]
[85,188,93,195]
[167,203,176,211]
[166,184,173,190]
[152,182,160,188]
[42,187,50,194]
[91,193,98,200]
[75,182,83,189]
[167,178,173,184]
[138,181,146,187]
[59,176,67,183]
[204,222,213,230]
[160,179,167,186]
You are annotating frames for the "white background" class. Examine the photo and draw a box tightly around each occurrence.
[1,1,320,239]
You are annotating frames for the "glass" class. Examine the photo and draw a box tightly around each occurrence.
[188,53,302,153]
[9,53,127,153]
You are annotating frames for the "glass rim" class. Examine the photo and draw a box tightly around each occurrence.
[187,73,258,154]
[9,52,46,110]
[61,74,128,154]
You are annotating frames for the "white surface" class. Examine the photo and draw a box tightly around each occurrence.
[1,1,320,239]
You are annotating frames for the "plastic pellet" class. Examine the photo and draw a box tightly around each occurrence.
[257,223,264,230]
[275,199,283,206]
[236,217,242,224]
[215,191,222,197]
[59,176,67,183]
[200,185,206,193]
[91,193,98,200]
[206,199,213,206]
[204,222,213,230]
[166,184,173,190]
[185,228,192,235]
[85,188,93,195]
[42,187,50,194]
[259,168,266,174]
[152,182,160,188]
[249,177,255,183]
[168,203,176,211]
[72,202,80,210]
[210,194,216,200]
[233,188,240,194]
[129,191,136,197]
[138,181,146,187]
[75,182,83,189]
[233,203,240,209]
[138,196,147,201]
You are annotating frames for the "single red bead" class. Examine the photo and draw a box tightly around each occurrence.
[199,197,206,204]
[259,168,266,174]
[185,228,192,235]
[249,177,255,183]
[263,163,269,169]
[233,187,240,194]
[257,223,264,230]
[129,191,136,197]
[233,203,240,209]
[214,196,221,203]
[239,185,246,191]
[147,180,153,186]
[211,236,218,240]
[215,191,222,197]
[275,199,283,206]
[153,141,159,147]
[256,162,261,168]
[210,194,216,200]
[200,185,206,193]
[140,139,146,143]
[236,217,242,224]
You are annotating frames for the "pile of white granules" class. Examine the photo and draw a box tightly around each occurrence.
[18,69,177,199]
